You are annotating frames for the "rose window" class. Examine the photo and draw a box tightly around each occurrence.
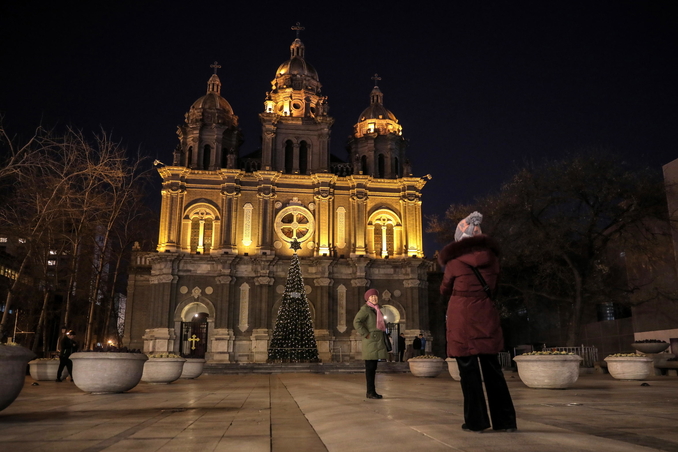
[274,206,315,245]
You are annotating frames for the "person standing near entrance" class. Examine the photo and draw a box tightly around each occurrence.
[412,335,422,356]
[353,288,388,399]
[419,334,427,355]
[56,330,78,383]
[438,212,517,433]
[398,333,406,362]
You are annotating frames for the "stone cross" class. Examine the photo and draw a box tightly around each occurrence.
[371,73,382,87]
[188,334,200,350]
[210,61,221,74]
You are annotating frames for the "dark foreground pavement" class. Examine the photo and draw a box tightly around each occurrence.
[1,372,678,451]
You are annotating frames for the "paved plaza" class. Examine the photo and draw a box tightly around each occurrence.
[1,371,678,452]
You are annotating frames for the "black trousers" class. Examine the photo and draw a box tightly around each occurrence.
[456,354,516,431]
[365,359,378,393]
[57,356,73,381]
[398,349,404,362]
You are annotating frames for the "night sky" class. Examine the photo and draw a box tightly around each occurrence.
[2,1,677,256]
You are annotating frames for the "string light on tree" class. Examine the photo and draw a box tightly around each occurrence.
[267,238,320,363]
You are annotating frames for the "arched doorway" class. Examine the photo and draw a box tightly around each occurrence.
[180,303,209,358]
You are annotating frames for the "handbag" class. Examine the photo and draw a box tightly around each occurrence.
[383,333,392,352]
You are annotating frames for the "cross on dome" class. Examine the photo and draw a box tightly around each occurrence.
[371,73,382,87]
[210,61,221,74]
[292,22,305,39]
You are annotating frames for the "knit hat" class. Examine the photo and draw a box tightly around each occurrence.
[454,211,483,242]
[364,288,379,301]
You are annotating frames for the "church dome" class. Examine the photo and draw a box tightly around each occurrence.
[353,83,402,138]
[358,102,397,122]
[276,56,318,80]
[186,74,238,127]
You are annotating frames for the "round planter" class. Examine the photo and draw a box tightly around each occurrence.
[408,358,444,377]
[445,358,461,381]
[513,354,583,389]
[0,344,36,411]
[141,357,186,384]
[70,352,148,394]
[29,359,67,381]
[605,356,653,380]
[180,358,206,379]
[632,342,669,354]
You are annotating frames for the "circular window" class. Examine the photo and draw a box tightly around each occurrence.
[274,206,315,245]
[292,102,302,110]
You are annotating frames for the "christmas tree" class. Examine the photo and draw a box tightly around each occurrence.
[268,239,320,362]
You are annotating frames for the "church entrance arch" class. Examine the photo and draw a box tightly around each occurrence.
[179,301,210,358]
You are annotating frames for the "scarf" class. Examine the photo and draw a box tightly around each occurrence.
[366,301,386,331]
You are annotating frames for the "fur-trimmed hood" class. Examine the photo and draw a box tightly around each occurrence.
[437,234,500,267]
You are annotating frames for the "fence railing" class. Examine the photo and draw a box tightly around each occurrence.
[541,345,599,368]
[498,351,512,369]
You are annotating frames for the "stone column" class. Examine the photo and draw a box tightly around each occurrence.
[313,277,333,362]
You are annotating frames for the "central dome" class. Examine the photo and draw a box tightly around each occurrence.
[276,56,318,80]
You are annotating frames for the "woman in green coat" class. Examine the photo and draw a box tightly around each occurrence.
[353,288,388,399]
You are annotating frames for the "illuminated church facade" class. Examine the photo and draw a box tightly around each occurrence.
[123,29,432,362]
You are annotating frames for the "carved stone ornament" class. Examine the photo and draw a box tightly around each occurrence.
[351,279,370,287]
[254,276,274,286]
[382,289,392,300]
[215,276,233,284]
[403,279,421,288]
[191,287,202,298]
[150,275,175,284]
[314,278,332,287]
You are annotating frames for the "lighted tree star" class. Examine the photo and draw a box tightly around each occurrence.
[290,238,302,252]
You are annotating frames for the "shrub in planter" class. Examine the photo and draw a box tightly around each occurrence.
[408,355,444,377]
[604,353,653,380]
[29,358,67,381]
[631,340,669,354]
[180,358,206,379]
[71,346,147,394]
[0,342,36,411]
[141,353,186,384]
[513,351,583,389]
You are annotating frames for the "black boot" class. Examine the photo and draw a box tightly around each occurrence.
[366,392,383,399]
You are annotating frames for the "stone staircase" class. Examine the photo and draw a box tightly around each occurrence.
[204,361,410,375]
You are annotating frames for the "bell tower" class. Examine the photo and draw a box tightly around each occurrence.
[174,61,242,170]
[347,74,408,178]
[259,23,334,174]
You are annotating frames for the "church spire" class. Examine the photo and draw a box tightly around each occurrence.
[207,61,222,94]
[370,73,383,105]
[290,22,305,58]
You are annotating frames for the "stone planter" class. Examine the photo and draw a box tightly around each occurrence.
[29,359,67,381]
[632,342,669,354]
[0,344,36,411]
[180,358,206,379]
[605,356,653,380]
[445,358,461,381]
[408,358,444,377]
[142,357,186,384]
[70,352,148,394]
[513,354,583,389]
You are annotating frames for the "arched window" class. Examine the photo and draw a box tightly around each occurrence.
[394,157,400,177]
[299,141,308,174]
[378,154,385,178]
[361,155,368,175]
[368,210,401,258]
[203,145,211,170]
[221,147,228,168]
[186,146,193,167]
[189,208,215,254]
[284,140,294,174]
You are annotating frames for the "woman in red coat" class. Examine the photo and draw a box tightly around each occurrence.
[439,212,517,433]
